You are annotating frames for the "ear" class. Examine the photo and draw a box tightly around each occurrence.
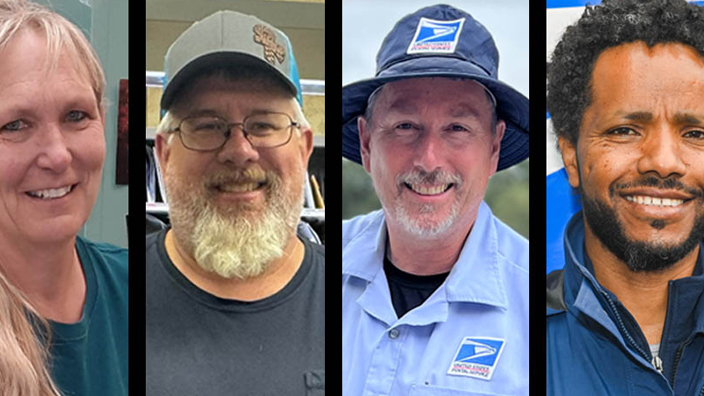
[358,116,372,173]
[155,132,172,175]
[298,126,315,166]
[558,136,580,189]
[489,120,506,175]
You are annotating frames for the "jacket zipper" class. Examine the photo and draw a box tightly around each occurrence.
[669,336,692,391]
[601,290,650,362]
[651,355,663,373]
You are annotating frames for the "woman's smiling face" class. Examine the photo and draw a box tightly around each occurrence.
[0,29,105,245]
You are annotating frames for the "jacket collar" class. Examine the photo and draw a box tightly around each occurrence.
[342,201,508,309]
[561,212,704,338]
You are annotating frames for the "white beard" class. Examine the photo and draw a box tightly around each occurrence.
[165,166,303,280]
[381,167,463,239]
[394,199,459,238]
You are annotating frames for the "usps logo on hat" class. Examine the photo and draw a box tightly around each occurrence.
[407,17,465,54]
[447,337,505,380]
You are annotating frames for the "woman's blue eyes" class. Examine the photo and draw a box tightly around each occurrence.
[66,110,87,122]
[1,111,90,136]
[1,119,27,132]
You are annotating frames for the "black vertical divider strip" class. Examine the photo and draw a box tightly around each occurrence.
[128,1,148,393]
[325,0,343,393]
[529,1,548,395]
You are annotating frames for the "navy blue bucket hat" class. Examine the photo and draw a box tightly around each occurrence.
[342,4,529,171]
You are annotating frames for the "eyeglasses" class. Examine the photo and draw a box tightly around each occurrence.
[173,112,300,151]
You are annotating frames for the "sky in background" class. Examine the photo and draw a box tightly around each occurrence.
[342,0,529,98]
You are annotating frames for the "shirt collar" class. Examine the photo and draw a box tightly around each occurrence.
[342,209,387,282]
[342,202,508,309]
[563,212,704,290]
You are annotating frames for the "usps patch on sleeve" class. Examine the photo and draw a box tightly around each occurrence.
[447,337,505,380]
[407,17,465,54]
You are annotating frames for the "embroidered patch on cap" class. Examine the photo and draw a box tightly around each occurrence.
[447,337,505,380]
[253,24,285,65]
[407,17,465,54]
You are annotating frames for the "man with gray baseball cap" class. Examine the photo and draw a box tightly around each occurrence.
[146,10,324,396]
[342,4,529,395]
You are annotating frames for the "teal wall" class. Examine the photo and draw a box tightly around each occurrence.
[38,0,129,247]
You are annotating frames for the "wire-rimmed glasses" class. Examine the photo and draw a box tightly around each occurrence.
[174,112,300,151]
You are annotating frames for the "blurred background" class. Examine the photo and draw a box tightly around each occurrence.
[32,0,128,247]
[342,0,529,238]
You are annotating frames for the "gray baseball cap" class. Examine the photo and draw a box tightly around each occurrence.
[161,10,303,111]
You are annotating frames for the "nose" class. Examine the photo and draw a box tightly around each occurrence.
[35,123,72,172]
[636,128,686,178]
[216,125,260,166]
[412,131,446,172]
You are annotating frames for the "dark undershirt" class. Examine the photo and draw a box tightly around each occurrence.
[384,255,450,319]
[145,229,325,396]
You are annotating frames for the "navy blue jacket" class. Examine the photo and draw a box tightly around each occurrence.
[547,213,704,395]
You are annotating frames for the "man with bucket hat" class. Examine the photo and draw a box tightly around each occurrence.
[342,4,529,395]
[145,10,324,396]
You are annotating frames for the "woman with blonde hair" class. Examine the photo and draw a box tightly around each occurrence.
[0,1,128,395]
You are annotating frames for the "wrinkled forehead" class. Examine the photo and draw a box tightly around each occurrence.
[590,42,704,90]
[586,42,704,120]
[375,77,495,115]
[2,26,98,98]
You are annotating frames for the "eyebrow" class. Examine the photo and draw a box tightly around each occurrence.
[0,92,97,118]
[673,113,704,125]
[387,100,418,115]
[185,108,282,118]
[449,104,483,119]
[618,111,704,125]
[622,112,653,122]
[186,109,223,118]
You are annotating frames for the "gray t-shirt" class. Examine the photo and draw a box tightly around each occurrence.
[146,230,325,396]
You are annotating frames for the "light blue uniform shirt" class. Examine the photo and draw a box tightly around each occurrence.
[342,202,529,396]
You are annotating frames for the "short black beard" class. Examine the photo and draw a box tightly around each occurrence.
[580,176,704,273]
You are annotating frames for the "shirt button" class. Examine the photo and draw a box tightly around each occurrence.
[389,329,400,339]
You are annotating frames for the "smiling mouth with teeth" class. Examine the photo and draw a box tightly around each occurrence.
[625,195,685,207]
[216,181,266,193]
[406,183,453,196]
[27,185,75,200]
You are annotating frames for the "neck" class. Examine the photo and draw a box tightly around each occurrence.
[165,230,305,301]
[584,225,699,345]
[0,234,86,323]
[385,213,475,276]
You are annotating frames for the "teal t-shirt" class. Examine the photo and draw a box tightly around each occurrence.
[49,236,128,396]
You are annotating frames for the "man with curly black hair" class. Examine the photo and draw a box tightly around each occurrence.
[546,0,704,394]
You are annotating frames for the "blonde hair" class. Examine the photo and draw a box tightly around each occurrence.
[0,1,107,395]
[0,271,59,396]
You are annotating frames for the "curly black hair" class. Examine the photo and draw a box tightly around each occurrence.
[547,0,704,146]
